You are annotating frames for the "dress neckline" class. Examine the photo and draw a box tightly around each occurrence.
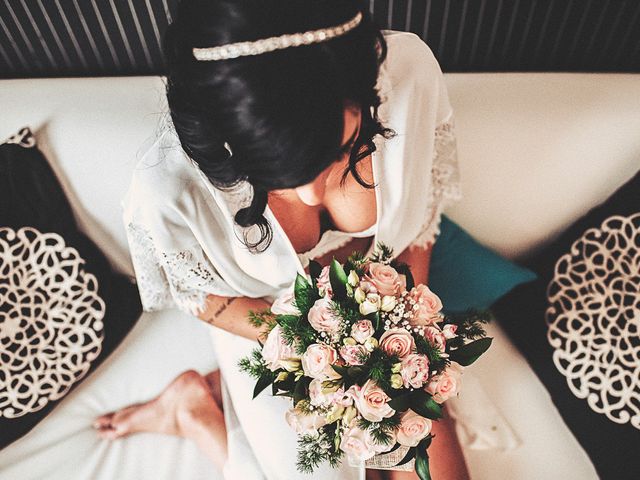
[264,148,382,275]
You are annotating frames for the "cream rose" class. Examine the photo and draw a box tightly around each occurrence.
[365,262,406,296]
[307,297,341,333]
[425,362,463,403]
[308,378,340,406]
[316,265,333,298]
[340,418,395,463]
[408,285,443,326]
[271,287,300,316]
[351,379,395,422]
[442,324,458,339]
[400,353,430,389]
[397,409,432,447]
[339,422,377,462]
[301,343,339,379]
[351,320,375,343]
[379,328,415,358]
[285,406,327,434]
[261,325,300,371]
[424,326,446,350]
[339,344,368,366]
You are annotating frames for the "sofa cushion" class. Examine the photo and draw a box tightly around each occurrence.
[491,169,640,480]
[428,215,538,313]
[0,127,142,449]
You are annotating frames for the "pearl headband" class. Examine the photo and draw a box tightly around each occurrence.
[192,11,363,61]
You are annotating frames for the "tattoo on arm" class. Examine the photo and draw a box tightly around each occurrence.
[205,297,236,324]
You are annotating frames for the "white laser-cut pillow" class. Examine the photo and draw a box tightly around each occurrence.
[545,213,640,430]
[0,226,105,418]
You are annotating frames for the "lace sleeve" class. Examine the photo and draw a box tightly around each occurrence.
[408,111,463,250]
[125,221,238,317]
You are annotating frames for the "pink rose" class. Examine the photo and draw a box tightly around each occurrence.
[424,326,446,351]
[397,409,432,447]
[340,419,395,463]
[339,344,367,366]
[351,379,395,422]
[271,287,300,316]
[307,297,341,333]
[316,265,333,297]
[351,320,375,344]
[301,343,339,379]
[400,353,430,389]
[261,325,300,371]
[379,328,416,358]
[425,362,463,403]
[408,285,443,326]
[285,406,327,434]
[364,262,406,296]
[442,324,458,339]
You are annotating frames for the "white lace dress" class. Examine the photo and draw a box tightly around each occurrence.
[121,30,513,479]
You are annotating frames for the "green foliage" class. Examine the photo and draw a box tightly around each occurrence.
[329,298,361,327]
[444,309,493,349]
[364,349,396,392]
[369,242,394,263]
[415,335,448,371]
[345,250,366,274]
[293,273,319,314]
[388,391,443,420]
[415,435,434,480]
[238,348,269,380]
[296,428,343,474]
[277,314,316,355]
[391,260,415,291]
[247,309,277,341]
[329,259,349,300]
[357,414,402,446]
[449,337,493,366]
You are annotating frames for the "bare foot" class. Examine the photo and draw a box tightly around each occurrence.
[93,369,221,441]
[204,369,223,410]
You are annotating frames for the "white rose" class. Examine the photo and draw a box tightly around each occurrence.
[351,379,395,422]
[309,378,339,406]
[261,325,300,371]
[396,409,432,447]
[271,286,300,315]
[301,343,340,379]
[350,320,375,343]
[285,406,327,434]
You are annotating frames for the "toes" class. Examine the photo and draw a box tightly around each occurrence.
[93,413,115,430]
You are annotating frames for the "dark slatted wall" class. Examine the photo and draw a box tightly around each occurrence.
[0,0,638,79]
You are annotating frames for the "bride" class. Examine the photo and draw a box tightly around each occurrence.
[94,1,468,478]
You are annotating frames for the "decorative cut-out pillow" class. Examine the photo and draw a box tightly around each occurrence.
[0,127,142,449]
[491,169,640,480]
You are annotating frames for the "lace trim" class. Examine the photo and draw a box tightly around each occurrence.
[409,113,462,249]
[125,222,224,316]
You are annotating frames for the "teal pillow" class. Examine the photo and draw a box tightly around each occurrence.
[428,215,537,313]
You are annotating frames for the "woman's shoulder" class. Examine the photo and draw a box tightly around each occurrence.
[380,30,444,91]
[125,125,206,210]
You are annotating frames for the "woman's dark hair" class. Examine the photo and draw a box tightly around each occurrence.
[163,0,396,252]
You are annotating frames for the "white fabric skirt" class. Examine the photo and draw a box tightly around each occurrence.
[209,326,366,480]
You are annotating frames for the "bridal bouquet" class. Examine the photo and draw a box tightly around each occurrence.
[239,243,492,479]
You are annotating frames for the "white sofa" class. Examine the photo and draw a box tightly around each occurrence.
[1,73,638,479]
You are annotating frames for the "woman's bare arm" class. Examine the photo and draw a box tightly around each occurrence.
[197,294,272,342]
